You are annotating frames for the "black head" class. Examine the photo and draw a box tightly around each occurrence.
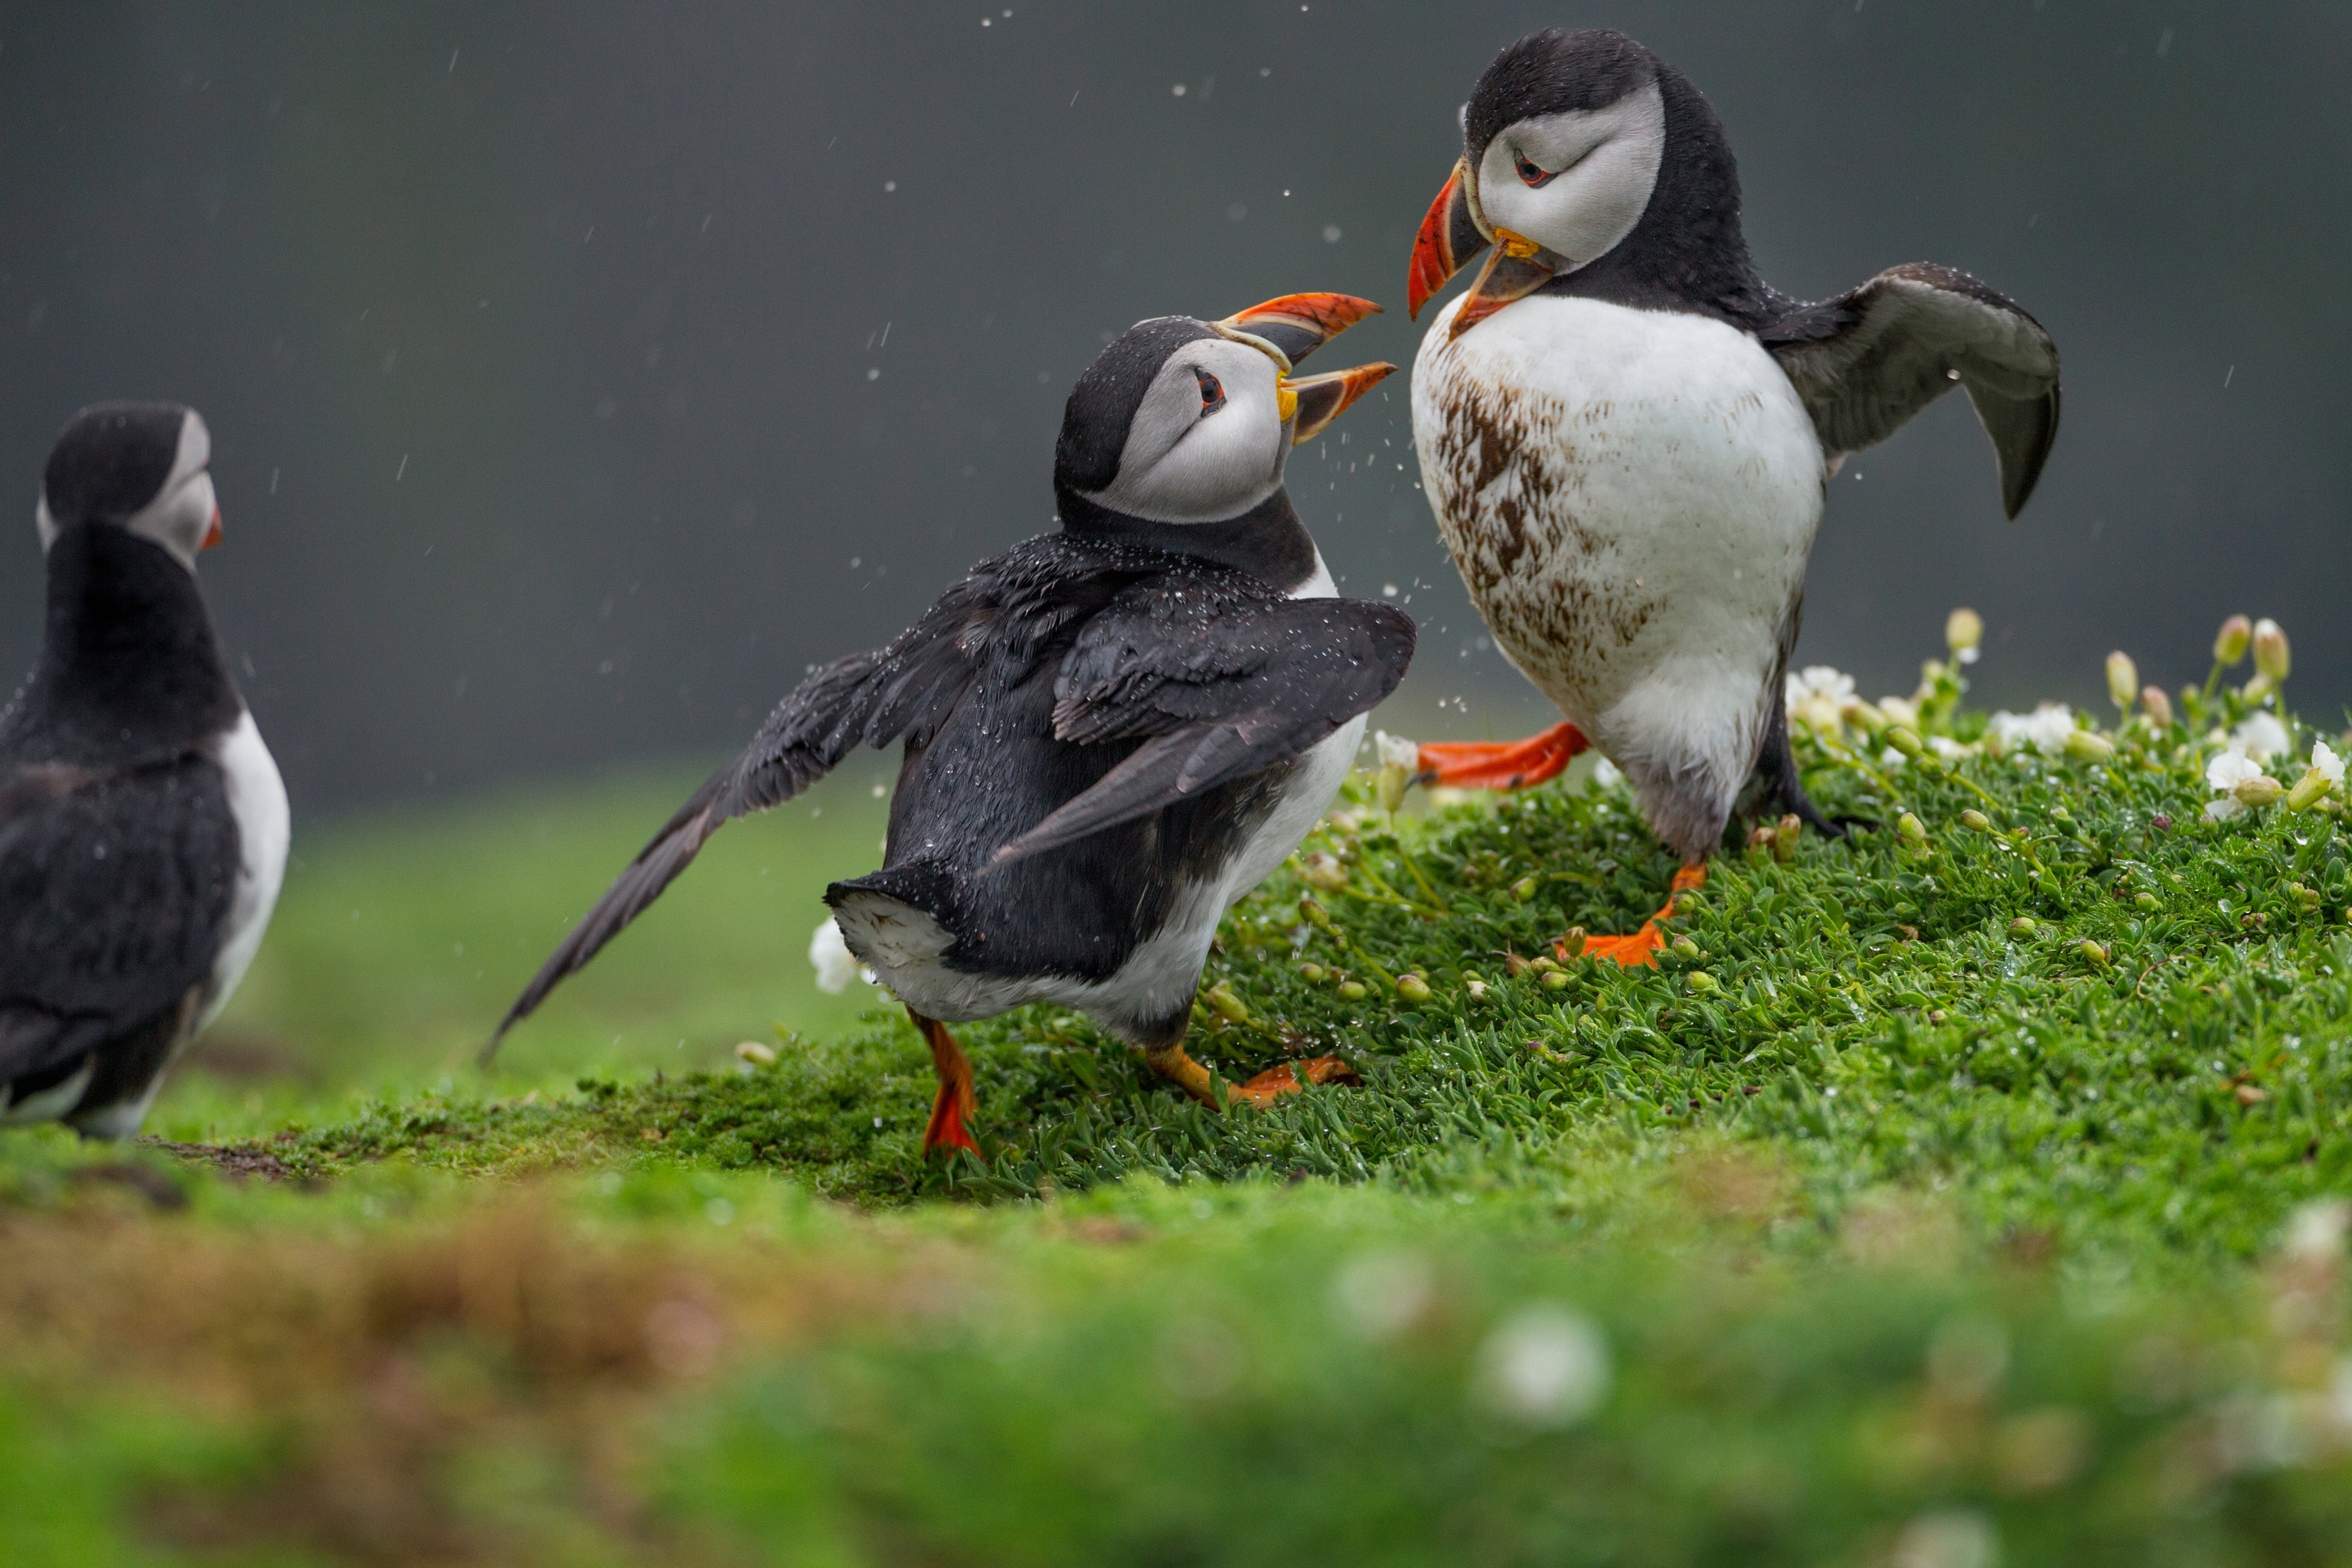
[1409,29,1769,329]
[1054,294,1392,528]
[39,401,220,567]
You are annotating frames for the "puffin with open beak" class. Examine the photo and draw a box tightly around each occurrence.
[1404,28,2060,962]
[490,295,1410,1156]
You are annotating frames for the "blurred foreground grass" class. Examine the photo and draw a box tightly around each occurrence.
[9,660,2352,1563]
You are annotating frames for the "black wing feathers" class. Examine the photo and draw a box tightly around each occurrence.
[487,538,1144,1050]
[1764,262,2061,519]
[995,583,1416,864]
[0,756,238,1081]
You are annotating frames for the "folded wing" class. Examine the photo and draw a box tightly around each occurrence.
[1764,262,2061,518]
[0,759,238,1084]
[992,585,1416,865]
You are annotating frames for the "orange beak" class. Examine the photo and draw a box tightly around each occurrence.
[1445,230,1563,341]
[200,504,224,551]
[1214,292,1383,371]
[1406,159,1490,320]
[1284,361,1396,445]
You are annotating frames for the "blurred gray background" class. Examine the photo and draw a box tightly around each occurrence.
[2,2,2344,813]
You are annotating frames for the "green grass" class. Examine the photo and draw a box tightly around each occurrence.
[8,651,2352,1564]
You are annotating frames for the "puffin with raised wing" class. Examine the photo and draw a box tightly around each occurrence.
[490,295,1410,1157]
[1404,28,2060,962]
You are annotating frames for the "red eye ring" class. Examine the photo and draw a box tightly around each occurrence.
[1194,368,1226,413]
[1514,149,1557,189]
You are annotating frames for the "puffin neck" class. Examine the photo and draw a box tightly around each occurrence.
[1055,488,1320,591]
[1542,60,1775,327]
[11,523,242,760]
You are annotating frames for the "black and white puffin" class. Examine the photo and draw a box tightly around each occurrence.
[1403,28,2060,962]
[0,403,289,1137]
[491,294,1411,1155]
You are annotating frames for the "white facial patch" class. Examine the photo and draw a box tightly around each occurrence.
[123,411,215,567]
[1474,81,1666,268]
[1083,337,1289,523]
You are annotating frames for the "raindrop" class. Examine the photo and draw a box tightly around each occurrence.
[866,367,880,381]
[1322,224,1343,243]
[1171,83,1186,97]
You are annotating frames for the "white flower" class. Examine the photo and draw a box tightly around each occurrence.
[1786,665,1857,735]
[1879,694,1921,730]
[2204,795,2247,824]
[2311,740,2344,789]
[1989,703,2076,757]
[1331,1251,1436,1342]
[1928,734,1973,760]
[1590,756,1623,789]
[1374,730,1420,771]
[2206,747,2265,793]
[1472,1307,1611,1429]
[808,916,872,995]
[2234,710,2292,762]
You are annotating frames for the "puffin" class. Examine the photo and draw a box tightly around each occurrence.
[0,402,289,1137]
[1403,28,2061,962]
[490,294,1412,1156]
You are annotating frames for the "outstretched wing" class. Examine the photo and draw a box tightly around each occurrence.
[0,758,238,1083]
[1764,262,2061,518]
[487,608,987,1051]
[991,586,1417,866]
[486,538,1130,1051]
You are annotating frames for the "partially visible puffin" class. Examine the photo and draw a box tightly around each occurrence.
[1404,28,2060,960]
[0,403,289,1137]
[491,295,1411,1156]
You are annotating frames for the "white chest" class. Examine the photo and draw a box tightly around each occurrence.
[1410,294,1824,727]
[203,709,289,1025]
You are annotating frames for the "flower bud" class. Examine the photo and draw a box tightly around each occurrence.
[2290,882,2323,913]
[1945,606,1984,661]
[1960,808,1994,833]
[2105,651,2138,710]
[1511,876,1538,901]
[1530,956,1560,975]
[2139,684,2174,730]
[2135,891,2160,913]
[1394,973,1432,1004]
[1886,726,1926,758]
[735,1040,778,1067]
[2253,617,2291,682]
[2234,773,2284,808]
[1299,851,1349,891]
[2286,767,2333,812]
[1297,962,1328,982]
[1464,978,1489,1003]
[2079,939,2110,968]
[1685,970,1719,995]
[1745,823,1776,858]
[1504,952,1534,978]
[1336,980,1368,1002]
[1897,812,1929,848]
[1540,969,1570,991]
[2063,729,2116,763]
[1203,982,1250,1024]
[2214,613,2252,666]
[1773,814,1802,863]
[1670,935,1701,960]
[2009,916,2038,936]
[1375,762,1410,814]
[1298,895,1332,929]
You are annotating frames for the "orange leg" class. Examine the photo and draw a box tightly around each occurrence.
[910,1008,982,1159]
[1416,721,1589,790]
[1560,864,1707,968]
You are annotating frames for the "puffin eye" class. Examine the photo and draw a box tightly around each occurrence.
[1514,149,1557,188]
[1194,368,1226,414]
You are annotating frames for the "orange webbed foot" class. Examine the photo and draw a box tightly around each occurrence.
[912,1010,985,1161]
[1416,721,1589,790]
[1227,1056,1361,1108]
[1556,864,1707,970]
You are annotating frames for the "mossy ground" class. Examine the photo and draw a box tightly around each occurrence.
[8,664,2352,1564]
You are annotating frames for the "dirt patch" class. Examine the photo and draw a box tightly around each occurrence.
[142,1138,297,1184]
